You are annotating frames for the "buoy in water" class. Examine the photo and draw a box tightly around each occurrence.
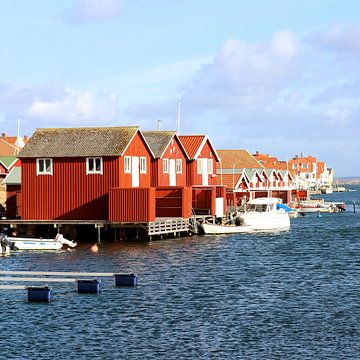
[90,244,99,253]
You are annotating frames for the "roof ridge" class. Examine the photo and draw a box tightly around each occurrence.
[36,126,140,132]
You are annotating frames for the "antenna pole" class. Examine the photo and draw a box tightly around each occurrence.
[176,96,181,134]
[157,119,161,131]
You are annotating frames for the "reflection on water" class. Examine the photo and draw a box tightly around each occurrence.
[1,186,360,359]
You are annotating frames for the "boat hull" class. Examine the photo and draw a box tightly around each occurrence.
[8,238,63,250]
[201,223,254,235]
[238,212,290,230]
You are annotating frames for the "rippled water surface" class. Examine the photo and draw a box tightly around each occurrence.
[2,186,360,359]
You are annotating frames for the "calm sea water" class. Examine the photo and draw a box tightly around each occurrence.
[1,186,360,359]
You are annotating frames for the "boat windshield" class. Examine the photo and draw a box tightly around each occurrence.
[247,204,268,212]
[247,203,275,212]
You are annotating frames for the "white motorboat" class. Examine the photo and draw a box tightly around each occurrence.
[237,198,290,230]
[6,234,77,251]
[201,222,255,235]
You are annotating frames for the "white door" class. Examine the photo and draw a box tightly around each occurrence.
[215,198,224,218]
[132,156,139,187]
[169,159,176,186]
[202,158,208,186]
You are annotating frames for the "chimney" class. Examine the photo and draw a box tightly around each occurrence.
[1,132,6,138]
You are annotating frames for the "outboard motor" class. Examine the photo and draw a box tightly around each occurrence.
[0,233,12,255]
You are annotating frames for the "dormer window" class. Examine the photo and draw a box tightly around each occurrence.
[37,158,53,175]
[86,157,103,175]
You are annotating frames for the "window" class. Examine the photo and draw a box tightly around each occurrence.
[208,159,213,175]
[124,156,131,173]
[37,158,53,175]
[140,157,147,174]
[163,158,169,173]
[302,163,308,169]
[292,164,297,169]
[86,157,103,175]
[176,159,182,174]
[197,159,203,174]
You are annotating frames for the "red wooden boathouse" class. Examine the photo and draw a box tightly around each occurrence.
[142,131,189,187]
[18,126,155,220]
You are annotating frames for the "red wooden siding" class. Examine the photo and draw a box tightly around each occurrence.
[21,157,120,220]
[155,187,192,218]
[159,138,187,187]
[192,187,216,215]
[120,132,152,188]
[6,185,21,219]
[109,188,155,222]
[187,141,217,187]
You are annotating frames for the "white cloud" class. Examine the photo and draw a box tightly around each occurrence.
[310,25,360,55]
[0,82,121,134]
[27,88,119,123]
[61,0,123,24]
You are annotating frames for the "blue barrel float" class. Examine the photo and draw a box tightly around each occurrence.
[28,286,53,302]
[77,279,101,293]
[115,274,138,286]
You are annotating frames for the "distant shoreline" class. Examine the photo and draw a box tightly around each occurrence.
[335,178,360,185]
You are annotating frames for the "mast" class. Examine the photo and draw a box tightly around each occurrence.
[176,96,181,134]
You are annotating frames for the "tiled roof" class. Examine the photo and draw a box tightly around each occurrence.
[217,150,263,169]
[142,131,176,158]
[18,127,140,158]
[216,173,240,189]
[178,135,205,159]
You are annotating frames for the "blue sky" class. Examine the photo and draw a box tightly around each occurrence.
[1,0,360,175]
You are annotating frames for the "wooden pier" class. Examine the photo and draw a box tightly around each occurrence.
[0,217,202,241]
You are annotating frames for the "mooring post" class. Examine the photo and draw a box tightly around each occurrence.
[353,201,356,214]
[97,224,101,244]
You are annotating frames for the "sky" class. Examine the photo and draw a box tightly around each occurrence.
[0,0,360,176]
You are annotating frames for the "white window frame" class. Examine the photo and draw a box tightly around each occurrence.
[292,164,297,169]
[197,159,203,174]
[140,157,147,174]
[86,157,103,175]
[302,163,308,169]
[176,159,182,174]
[124,156,131,173]
[36,158,53,176]
[163,158,169,174]
[208,159,213,175]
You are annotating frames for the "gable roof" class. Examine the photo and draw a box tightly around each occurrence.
[3,166,21,185]
[142,131,189,159]
[179,135,220,161]
[0,156,17,170]
[18,126,150,158]
[217,149,264,169]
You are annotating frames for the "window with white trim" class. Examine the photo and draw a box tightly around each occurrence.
[302,163,308,169]
[176,159,182,174]
[292,164,297,169]
[197,159,203,174]
[208,159,213,175]
[37,158,53,175]
[86,157,103,175]
[140,157,147,174]
[124,156,131,173]
[163,158,169,173]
